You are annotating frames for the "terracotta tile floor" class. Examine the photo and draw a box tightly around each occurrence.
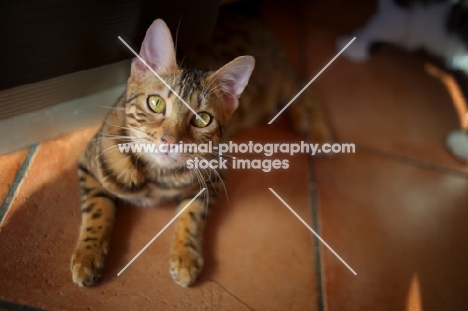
[1,0,468,310]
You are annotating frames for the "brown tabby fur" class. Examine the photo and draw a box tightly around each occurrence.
[180,9,331,141]
[71,7,331,288]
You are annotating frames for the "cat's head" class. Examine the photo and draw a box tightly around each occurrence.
[124,19,254,169]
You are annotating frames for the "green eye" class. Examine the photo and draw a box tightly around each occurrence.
[147,95,166,113]
[191,112,212,128]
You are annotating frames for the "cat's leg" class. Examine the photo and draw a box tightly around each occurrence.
[169,196,211,287]
[71,163,116,287]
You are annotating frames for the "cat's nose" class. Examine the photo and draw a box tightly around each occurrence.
[161,134,177,145]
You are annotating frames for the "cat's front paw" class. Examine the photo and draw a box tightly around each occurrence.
[71,242,108,287]
[169,248,204,287]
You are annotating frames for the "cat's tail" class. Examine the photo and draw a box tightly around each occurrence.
[287,86,334,145]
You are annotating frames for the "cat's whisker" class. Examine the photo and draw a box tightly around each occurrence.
[90,137,127,143]
[104,120,148,137]
[200,79,214,98]
[201,82,221,98]
[98,133,134,138]
[208,152,235,170]
[72,11,308,289]
[193,170,206,210]
[174,16,183,61]
[195,154,226,203]
[193,168,206,199]
[210,151,236,159]
[104,120,126,130]
[95,144,120,161]
[178,55,188,70]
[134,152,144,169]
[92,135,135,142]
[202,84,229,98]
[197,167,215,219]
[101,137,148,145]
[121,126,148,136]
[201,64,239,95]
[96,135,144,143]
[96,105,126,111]
[210,169,226,201]
[95,137,133,142]
[95,137,151,159]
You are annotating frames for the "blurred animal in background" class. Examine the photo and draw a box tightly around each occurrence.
[336,0,468,162]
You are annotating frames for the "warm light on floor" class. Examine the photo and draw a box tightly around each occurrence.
[424,63,468,130]
[406,274,423,311]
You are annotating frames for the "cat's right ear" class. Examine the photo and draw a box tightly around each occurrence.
[208,56,255,113]
[131,19,177,80]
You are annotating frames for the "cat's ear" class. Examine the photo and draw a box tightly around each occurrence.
[131,19,177,80]
[209,56,255,113]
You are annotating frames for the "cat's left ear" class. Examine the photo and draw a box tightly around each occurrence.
[131,19,177,80]
[208,56,255,113]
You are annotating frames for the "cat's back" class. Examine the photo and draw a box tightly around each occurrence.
[178,3,299,134]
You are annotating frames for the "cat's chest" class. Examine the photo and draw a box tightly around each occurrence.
[120,171,197,207]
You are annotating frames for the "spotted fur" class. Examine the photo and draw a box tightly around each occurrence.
[180,8,332,141]
[71,9,331,288]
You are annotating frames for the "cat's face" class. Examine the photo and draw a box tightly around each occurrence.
[124,19,254,169]
[125,69,228,168]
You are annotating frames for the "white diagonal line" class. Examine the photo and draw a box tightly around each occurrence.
[117,188,206,276]
[268,188,357,275]
[117,36,207,125]
[268,37,356,124]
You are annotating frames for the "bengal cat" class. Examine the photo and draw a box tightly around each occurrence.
[71,8,331,288]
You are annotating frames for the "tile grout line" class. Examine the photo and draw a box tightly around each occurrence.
[210,280,255,311]
[0,299,48,311]
[325,139,468,178]
[0,144,39,225]
[297,0,326,309]
[306,140,468,311]
[308,157,326,311]
[354,143,468,179]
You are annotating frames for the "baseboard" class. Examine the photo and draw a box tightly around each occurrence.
[0,60,130,155]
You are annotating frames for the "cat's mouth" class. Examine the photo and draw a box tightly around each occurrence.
[148,152,186,168]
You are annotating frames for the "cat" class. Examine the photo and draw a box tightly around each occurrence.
[71,8,331,288]
[336,0,468,162]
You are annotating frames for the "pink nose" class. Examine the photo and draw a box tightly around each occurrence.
[161,134,177,145]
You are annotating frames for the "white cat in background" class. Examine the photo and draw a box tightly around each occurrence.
[336,0,468,162]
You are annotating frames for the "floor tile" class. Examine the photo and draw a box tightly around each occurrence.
[205,126,319,311]
[0,148,29,215]
[211,282,253,311]
[0,125,215,311]
[314,152,468,310]
[0,124,318,310]
[304,3,468,173]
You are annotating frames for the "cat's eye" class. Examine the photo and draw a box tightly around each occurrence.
[191,112,212,128]
[147,95,166,113]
